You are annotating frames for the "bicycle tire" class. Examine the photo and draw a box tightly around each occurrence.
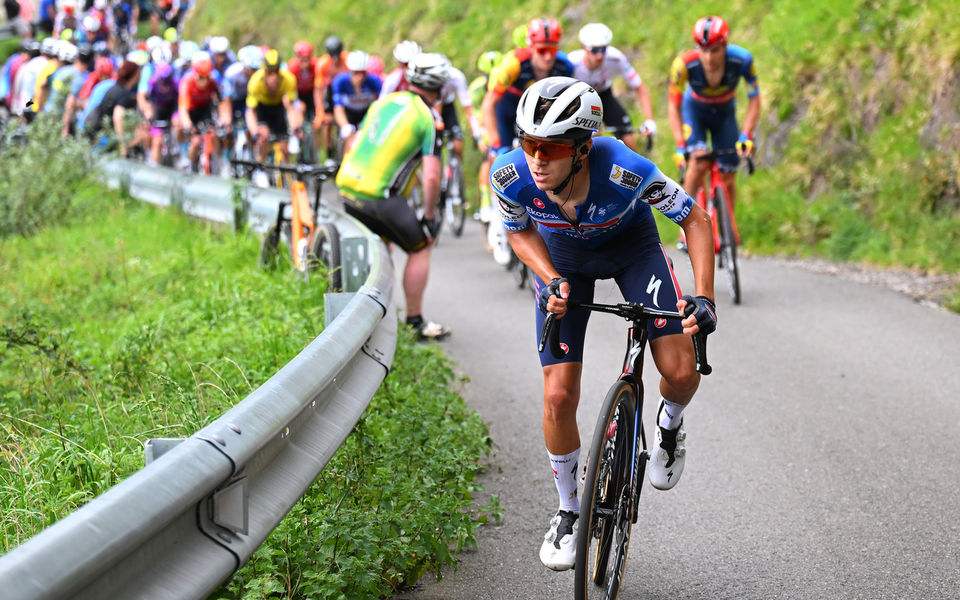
[714,186,741,304]
[258,224,281,270]
[575,380,636,600]
[447,158,467,237]
[309,221,342,291]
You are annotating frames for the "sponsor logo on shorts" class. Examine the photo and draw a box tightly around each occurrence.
[654,318,667,329]
[491,163,520,191]
[609,165,643,191]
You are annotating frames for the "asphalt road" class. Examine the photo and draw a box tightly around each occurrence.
[386,218,960,600]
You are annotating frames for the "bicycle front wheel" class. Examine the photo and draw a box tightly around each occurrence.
[575,380,637,600]
[714,187,741,304]
[309,221,342,291]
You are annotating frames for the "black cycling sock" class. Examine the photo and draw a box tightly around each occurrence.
[406,315,424,329]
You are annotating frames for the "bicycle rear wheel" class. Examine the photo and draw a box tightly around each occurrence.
[258,224,281,270]
[309,221,342,291]
[575,380,637,600]
[714,187,741,304]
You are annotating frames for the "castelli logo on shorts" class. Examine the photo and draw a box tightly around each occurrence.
[534,198,545,209]
[654,318,667,329]
[560,343,570,354]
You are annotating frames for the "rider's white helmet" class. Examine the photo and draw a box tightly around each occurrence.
[345,50,369,72]
[392,40,421,64]
[405,52,450,91]
[516,76,603,140]
[239,45,263,70]
[578,22,613,48]
[208,36,230,55]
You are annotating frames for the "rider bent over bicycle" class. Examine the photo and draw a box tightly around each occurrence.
[490,77,717,572]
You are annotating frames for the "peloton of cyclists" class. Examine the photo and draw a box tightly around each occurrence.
[331,50,382,152]
[669,15,760,217]
[489,75,718,572]
[567,22,657,153]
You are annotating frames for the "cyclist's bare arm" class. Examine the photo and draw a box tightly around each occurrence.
[678,202,716,303]
[283,96,302,130]
[332,104,348,129]
[667,100,684,151]
[481,89,501,147]
[506,226,570,313]
[218,97,232,127]
[244,106,258,135]
[634,81,655,131]
[420,154,442,220]
[740,93,761,153]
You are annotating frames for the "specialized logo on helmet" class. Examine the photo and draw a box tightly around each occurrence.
[574,117,601,129]
[609,165,642,191]
[491,163,520,191]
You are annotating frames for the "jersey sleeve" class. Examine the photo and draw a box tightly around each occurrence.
[636,168,694,224]
[245,71,260,108]
[668,52,692,105]
[490,155,532,231]
[740,48,759,98]
[488,50,520,95]
[609,47,642,88]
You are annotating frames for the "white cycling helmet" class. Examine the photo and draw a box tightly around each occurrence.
[578,22,613,48]
[178,40,200,62]
[145,35,163,53]
[239,45,263,70]
[94,0,108,8]
[405,52,450,91]
[41,37,59,57]
[151,44,172,65]
[208,36,230,54]
[57,40,78,63]
[516,76,603,140]
[82,14,101,33]
[392,40,421,64]
[345,50,369,72]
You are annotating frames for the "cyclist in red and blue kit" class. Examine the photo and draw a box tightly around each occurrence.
[668,15,760,212]
[482,17,574,157]
[490,76,717,572]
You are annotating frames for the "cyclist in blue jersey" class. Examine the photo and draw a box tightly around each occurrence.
[490,77,718,572]
[331,50,382,152]
[668,16,760,213]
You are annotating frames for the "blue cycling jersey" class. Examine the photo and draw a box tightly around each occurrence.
[490,136,694,249]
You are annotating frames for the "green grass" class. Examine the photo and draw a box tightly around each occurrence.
[187,0,960,297]
[1,180,494,597]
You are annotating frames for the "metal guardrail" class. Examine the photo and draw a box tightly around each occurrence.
[0,159,396,599]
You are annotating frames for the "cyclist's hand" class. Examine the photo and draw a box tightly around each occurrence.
[339,123,355,139]
[736,132,754,157]
[672,146,687,170]
[678,294,717,336]
[420,215,439,241]
[538,277,569,317]
[641,119,657,137]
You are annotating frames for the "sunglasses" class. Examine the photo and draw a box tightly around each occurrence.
[533,45,559,57]
[520,136,577,160]
[588,46,607,55]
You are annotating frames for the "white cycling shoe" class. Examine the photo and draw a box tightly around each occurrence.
[539,510,578,571]
[648,405,687,490]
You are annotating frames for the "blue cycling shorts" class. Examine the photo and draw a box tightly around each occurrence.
[534,226,685,367]
[681,90,740,172]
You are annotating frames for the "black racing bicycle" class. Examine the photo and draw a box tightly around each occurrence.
[539,299,710,600]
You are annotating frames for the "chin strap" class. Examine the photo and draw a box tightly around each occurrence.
[551,149,585,196]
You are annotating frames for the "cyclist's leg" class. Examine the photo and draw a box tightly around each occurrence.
[680,91,710,196]
[614,238,694,489]
[712,101,741,210]
[600,88,637,152]
[440,101,464,158]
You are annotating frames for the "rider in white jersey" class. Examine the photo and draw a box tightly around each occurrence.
[567,22,656,153]
[437,63,478,159]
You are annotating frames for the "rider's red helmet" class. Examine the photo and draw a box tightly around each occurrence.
[294,40,313,58]
[192,58,213,77]
[692,16,729,48]
[95,56,114,76]
[527,18,562,45]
